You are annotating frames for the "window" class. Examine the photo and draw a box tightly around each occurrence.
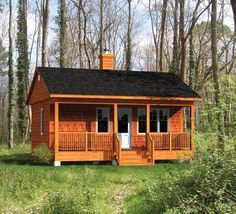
[97,108,109,132]
[150,109,158,132]
[158,109,169,132]
[40,107,44,135]
[138,108,146,133]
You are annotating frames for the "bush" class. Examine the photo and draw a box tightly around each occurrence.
[130,137,236,213]
[33,143,53,164]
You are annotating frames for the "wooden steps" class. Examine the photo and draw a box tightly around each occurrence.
[119,150,153,166]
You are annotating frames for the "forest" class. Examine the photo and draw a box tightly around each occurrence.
[0,0,236,213]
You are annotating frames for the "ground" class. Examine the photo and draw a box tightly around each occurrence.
[0,144,188,213]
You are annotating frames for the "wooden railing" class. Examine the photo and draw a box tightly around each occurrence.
[59,132,86,151]
[57,132,113,151]
[132,135,146,149]
[172,132,191,150]
[49,132,55,150]
[113,133,121,160]
[88,132,113,151]
[150,133,170,150]
[146,133,154,163]
[150,132,191,151]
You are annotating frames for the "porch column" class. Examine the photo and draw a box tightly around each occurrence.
[146,104,150,133]
[114,104,118,133]
[54,102,60,166]
[190,105,195,151]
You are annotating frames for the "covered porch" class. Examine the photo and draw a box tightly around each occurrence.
[49,99,195,165]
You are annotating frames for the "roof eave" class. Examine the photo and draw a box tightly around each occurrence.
[49,94,202,102]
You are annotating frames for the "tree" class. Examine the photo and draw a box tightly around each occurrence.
[179,0,185,80]
[99,0,104,55]
[126,0,132,71]
[42,0,50,67]
[170,0,179,74]
[159,0,168,71]
[59,0,67,68]
[8,0,14,148]
[211,0,224,146]
[16,0,29,142]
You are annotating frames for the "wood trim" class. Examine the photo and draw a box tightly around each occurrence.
[114,104,118,133]
[54,102,59,160]
[190,105,195,151]
[49,94,202,101]
[50,101,194,107]
[146,104,150,133]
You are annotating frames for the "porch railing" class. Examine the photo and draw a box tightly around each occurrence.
[113,133,121,160]
[49,131,192,153]
[56,132,113,151]
[150,132,192,150]
[146,133,154,163]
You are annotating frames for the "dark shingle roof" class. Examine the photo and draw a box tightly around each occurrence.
[37,67,200,98]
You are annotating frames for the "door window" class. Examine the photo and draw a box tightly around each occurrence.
[118,113,128,133]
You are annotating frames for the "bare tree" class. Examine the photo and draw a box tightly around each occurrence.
[42,0,50,67]
[126,0,132,71]
[159,0,168,71]
[100,0,104,55]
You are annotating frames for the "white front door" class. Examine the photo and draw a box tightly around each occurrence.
[118,108,132,149]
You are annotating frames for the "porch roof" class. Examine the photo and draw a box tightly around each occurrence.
[37,67,201,99]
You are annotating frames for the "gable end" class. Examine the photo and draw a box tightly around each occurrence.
[27,68,50,105]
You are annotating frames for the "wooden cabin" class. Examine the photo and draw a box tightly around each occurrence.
[27,53,201,166]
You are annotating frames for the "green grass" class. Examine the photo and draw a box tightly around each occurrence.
[0,144,188,213]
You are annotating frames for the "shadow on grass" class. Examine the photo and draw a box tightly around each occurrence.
[0,153,50,166]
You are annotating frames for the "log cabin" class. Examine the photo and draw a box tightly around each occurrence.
[27,53,201,166]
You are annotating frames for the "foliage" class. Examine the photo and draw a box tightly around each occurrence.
[127,135,236,213]
[16,0,29,141]
[33,143,53,164]
[199,74,236,137]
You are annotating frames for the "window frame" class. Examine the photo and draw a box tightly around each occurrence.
[96,107,110,133]
[137,108,146,134]
[157,108,170,132]
[40,107,44,135]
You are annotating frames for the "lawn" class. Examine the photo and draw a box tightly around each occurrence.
[0,144,188,213]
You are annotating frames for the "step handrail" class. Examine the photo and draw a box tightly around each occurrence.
[146,133,154,164]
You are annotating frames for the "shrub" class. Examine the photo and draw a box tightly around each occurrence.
[131,138,236,213]
[33,143,53,164]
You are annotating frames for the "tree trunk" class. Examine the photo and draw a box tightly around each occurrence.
[179,0,185,80]
[59,0,66,68]
[99,0,104,55]
[16,0,29,143]
[126,0,132,71]
[159,0,168,71]
[170,0,179,74]
[42,0,50,67]
[8,0,14,148]
[211,0,224,147]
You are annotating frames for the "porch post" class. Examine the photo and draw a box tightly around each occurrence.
[190,105,195,151]
[146,104,150,133]
[54,102,60,166]
[114,104,118,133]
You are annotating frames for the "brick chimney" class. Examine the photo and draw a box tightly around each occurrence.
[98,52,114,70]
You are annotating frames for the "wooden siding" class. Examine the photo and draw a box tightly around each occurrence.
[154,150,193,160]
[28,71,49,104]
[31,100,50,149]
[55,151,113,161]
